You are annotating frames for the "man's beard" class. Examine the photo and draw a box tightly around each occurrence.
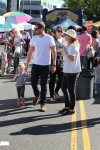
[35,31,40,35]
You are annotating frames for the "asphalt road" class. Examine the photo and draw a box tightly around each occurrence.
[0,61,100,150]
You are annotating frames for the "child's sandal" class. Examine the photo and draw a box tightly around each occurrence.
[21,100,25,106]
[17,100,20,107]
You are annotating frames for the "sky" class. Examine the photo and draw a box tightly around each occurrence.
[45,0,64,7]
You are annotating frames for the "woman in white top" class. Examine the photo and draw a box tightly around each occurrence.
[11,28,25,73]
[59,29,81,114]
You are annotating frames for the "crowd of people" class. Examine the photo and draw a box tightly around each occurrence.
[0,29,31,75]
[0,22,100,114]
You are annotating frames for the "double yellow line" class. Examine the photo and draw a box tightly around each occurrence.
[71,100,91,150]
[71,108,77,150]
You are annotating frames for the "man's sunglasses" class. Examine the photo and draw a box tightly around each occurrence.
[34,28,41,30]
[57,30,63,33]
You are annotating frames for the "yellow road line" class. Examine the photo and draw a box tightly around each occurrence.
[71,108,77,150]
[79,100,91,150]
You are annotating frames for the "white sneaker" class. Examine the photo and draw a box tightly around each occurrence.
[3,72,7,75]
[54,93,60,99]
[50,97,56,101]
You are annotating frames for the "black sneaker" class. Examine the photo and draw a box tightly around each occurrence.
[69,109,75,114]
[58,107,69,114]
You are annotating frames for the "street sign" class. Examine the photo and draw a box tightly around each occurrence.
[85,21,92,32]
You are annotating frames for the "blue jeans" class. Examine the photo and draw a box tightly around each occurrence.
[61,73,79,110]
[31,64,50,104]
[14,56,20,72]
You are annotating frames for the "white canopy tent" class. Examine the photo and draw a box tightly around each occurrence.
[53,18,80,30]
[17,22,35,30]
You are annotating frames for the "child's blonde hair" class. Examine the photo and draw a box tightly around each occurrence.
[18,63,25,69]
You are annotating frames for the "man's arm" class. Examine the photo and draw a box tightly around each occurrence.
[50,45,57,73]
[25,46,35,71]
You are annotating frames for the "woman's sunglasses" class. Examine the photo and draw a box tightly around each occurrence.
[57,30,63,33]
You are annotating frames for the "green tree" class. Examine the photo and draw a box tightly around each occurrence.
[62,0,100,22]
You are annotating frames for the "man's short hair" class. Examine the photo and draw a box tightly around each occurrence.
[67,25,76,31]
[82,25,87,31]
[35,22,45,29]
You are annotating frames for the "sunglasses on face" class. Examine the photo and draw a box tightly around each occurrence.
[57,30,63,33]
[34,27,41,30]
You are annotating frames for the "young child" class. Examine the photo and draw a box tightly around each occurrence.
[93,57,100,94]
[13,63,28,107]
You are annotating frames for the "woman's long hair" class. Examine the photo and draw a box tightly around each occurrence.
[67,37,80,49]
[11,28,21,37]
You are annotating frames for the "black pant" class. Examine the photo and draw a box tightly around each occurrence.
[87,57,94,69]
[17,85,25,98]
[61,73,79,110]
[31,64,50,104]
[49,67,63,97]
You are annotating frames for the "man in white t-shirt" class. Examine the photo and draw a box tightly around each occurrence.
[25,22,57,112]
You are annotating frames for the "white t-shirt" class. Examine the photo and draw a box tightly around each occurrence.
[63,44,81,73]
[58,37,66,45]
[57,37,67,52]
[30,34,55,65]
[14,36,22,53]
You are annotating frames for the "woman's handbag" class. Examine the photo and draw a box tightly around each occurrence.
[86,46,95,59]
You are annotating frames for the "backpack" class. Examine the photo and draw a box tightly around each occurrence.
[86,46,95,59]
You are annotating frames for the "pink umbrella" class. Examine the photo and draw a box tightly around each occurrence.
[3,11,32,24]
